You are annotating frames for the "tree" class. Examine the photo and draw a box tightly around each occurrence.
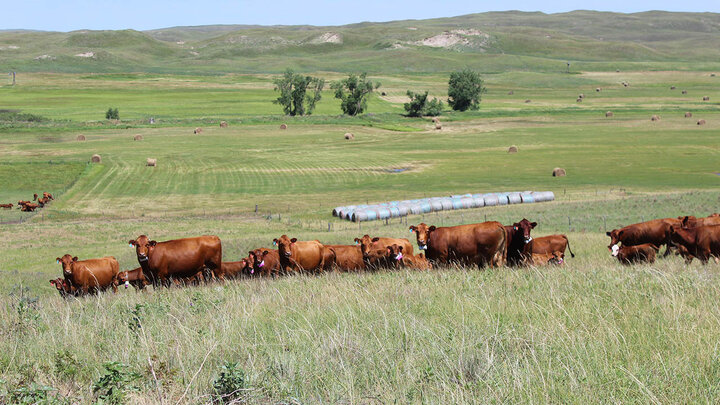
[105,107,119,120]
[404,90,443,117]
[273,69,324,116]
[332,73,381,116]
[447,69,486,111]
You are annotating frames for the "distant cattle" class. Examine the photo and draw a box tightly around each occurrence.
[273,235,328,274]
[0,203,13,209]
[43,192,54,200]
[504,218,536,266]
[611,243,659,265]
[678,215,720,229]
[249,248,281,277]
[56,254,119,295]
[606,218,680,256]
[129,235,222,285]
[116,267,148,290]
[409,222,507,267]
[530,234,575,259]
[670,224,720,264]
[20,203,39,212]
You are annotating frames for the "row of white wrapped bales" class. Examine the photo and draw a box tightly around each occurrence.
[332,191,555,222]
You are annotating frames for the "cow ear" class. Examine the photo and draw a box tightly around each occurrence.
[531,222,537,228]
[513,226,518,230]
[263,250,269,255]
[386,246,393,253]
[606,231,611,236]
[618,230,623,236]
[291,238,297,243]
[149,240,157,247]
[72,256,78,262]
[55,257,61,263]
[128,240,136,247]
[429,226,436,232]
[372,237,380,242]
[398,246,403,251]
[272,238,278,246]
[353,238,360,243]
[409,226,416,232]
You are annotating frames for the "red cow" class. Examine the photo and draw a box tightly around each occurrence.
[129,235,223,285]
[116,267,149,290]
[670,225,720,264]
[50,278,76,298]
[325,245,364,272]
[606,218,681,256]
[0,203,13,209]
[272,235,328,274]
[222,259,252,279]
[504,218,536,266]
[409,222,507,267]
[611,243,659,265]
[530,235,575,259]
[249,248,281,277]
[56,254,119,295]
[385,244,432,270]
[43,192,54,200]
[531,251,564,266]
[353,235,414,269]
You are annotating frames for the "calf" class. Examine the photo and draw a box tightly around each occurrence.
[611,243,659,265]
[20,203,39,212]
[531,251,564,266]
[50,278,76,298]
[670,224,720,264]
[249,248,281,277]
[56,254,119,295]
[116,267,148,290]
[385,244,432,270]
[353,235,414,269]
[222,259,252,279]
[530,235,575,258]
[606,218,680,256]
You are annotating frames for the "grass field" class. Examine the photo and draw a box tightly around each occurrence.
[0,64,719,403]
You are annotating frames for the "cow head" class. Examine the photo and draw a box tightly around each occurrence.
[606,229,622,251]
[56,254,78,277]
[409,223,435,250]
[611,244,620,257]
[273,235,296,258]
[129,235,157,263]
[33,193,38,201]
[354,235,382,258]
[669,226,695,247]
[512,218,537,243]
[680,216,698,229]
[385,244,404,262]
[251,249,271,272]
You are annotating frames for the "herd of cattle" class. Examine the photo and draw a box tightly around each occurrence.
[49,213,720,298]
[1,192,54,212]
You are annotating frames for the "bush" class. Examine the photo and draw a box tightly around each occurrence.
[105,108,119,120]
[404,91,443,117]
[212,362,247,404]
[273,69,324,116]
[447,70,486,111]
[0,380,68,405]
[332,73,381,116]
[92,362,140,405]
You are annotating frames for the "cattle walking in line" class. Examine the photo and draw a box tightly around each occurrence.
[611,243,659,264]
[56,254,120,295]
[409,221,507,267]
[129,235,223,286]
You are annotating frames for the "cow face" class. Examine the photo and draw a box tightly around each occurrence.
[409,223,435,250]
[354,235,381,258]
[611,244,620,257]
[250,249,271,273]
[606,229,622,251]
[56,254,78,277]
[385,244,404,262]
[273,235,296,258]
[129,235,157,263]
[512,218,537,243]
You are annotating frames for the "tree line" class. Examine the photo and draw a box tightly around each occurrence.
[273,69,485,117]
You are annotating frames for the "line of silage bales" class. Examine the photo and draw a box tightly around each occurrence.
[332,191,555,222]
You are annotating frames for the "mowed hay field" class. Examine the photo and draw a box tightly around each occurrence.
[1,70,720,403]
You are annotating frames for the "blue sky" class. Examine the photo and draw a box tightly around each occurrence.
[5,0,719,31]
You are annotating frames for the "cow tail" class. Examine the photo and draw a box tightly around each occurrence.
[564,235,575,258]
[495,225,508,267]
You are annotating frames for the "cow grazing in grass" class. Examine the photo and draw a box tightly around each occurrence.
[611,243,659,265]
[504,218,536,266]
[409,222,507,268]
[56,254,119,295]
[670,225,720,264]
[273,235,328,274]
[0,203,13,209]
[43,192,54,200]
[129,235,222,286]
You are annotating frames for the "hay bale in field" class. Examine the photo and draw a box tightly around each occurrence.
[133,135,143,141]
[616,69,620,72]
[91,154,101,163]
[76,134,86,141]
[344,133,354,140]
[146,158,157,166]
[622,82,629,87]
[149,117,155,124]
[431,117,440,123]
[703,96,710,101]
[435,122,442,130]
[381,91,387,96]
[508,90,514,95]
[193,127,203,134]
[651,115,660,121]
[578,93,584,99]
[670,86,676,90]
[685,112,693,118]
[524,99,531,103]
[682,90,687,94]
[220,121,228,128]
[697,119,706,126]
[711,73,716,77]
[552,167,566,177]
[508,145,518,153]
[280,124,287,130]
[596,88,601,92]
[605,111,614,117]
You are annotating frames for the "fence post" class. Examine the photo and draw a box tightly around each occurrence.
[255,204,258,213]
[328,222,331,232]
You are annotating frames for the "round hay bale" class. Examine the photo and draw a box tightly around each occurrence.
[697,119,706,126]
[133,135,143,141]
[508,90,514,95]
[622,82,629,87]
[596,88,601,92]
[508,145,518,153]
[651,115,660,121]
[76,134,86,141]
[711,73,716,77]
[435,122,442,130]
[524,99,531,103]
[605,111,614,117]
[703,96,710,101]
[149,117,155,124]
[219,121,228,128]
[552,168,566,177]
[578,94,584,99]
[685,112,693,118]
[91,154,101,163]
[280,124,287,130]
[431,117,440,123]
[682,90,687,94]
[146,158,157,166]
[381,92,387,96]
[193,127,203,134]
[670,86,676,90]
[344,133,354,140]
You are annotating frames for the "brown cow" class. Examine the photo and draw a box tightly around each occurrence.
[404,252,432,270]
[606,218,680,256]
[385,244,432,270]
[129,235,223,285]
[272,235,327,274]
[116,267,149,290]
[249,248,281,277]
[531,251,564,266]
[670,224,720,264]
[222,259,252,279]
[43,192,54,200]
[529,235,575,259]
[20,203,38,212]
[679,215,720,229]
[504,219,536,266]
[353,235,414,268]
[325,245,364,272]
[56,254,119,294]
[409,222,507,267]
[0,203,13,209]
[33,193,38,201]
[50,278,76,298]
[611,243,659,265]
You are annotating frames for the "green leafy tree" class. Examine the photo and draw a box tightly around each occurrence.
[447,69,486,111]
[404,90,444,117]
[332,73,381,116]
[273,69,324,116]
[105,108,119,120]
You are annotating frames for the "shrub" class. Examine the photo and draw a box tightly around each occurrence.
[92,362,140,405]
[105,108,119,120]
[212,362,247,404]
[273,69,324,116]
[404,91,444,117]
[332,73,381,116]
[447,69,486,111]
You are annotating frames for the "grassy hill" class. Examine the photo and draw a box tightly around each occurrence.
[2,11,720,74]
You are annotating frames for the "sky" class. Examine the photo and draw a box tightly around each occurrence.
[4,0,719,31]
